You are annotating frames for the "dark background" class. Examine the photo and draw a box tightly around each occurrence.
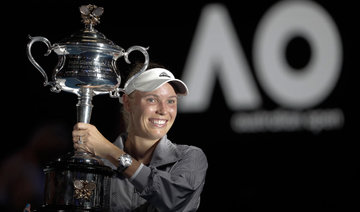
[1,0,358,211]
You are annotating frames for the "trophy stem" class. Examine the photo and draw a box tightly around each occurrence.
[77,87,94,124]
[74,87,104,163]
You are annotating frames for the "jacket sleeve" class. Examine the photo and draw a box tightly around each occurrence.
[130,147,208,211]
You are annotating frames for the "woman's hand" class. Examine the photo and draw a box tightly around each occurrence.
[72,123,113,159]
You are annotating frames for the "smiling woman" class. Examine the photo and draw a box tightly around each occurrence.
[123,83,178,143]
[71,62,208,211]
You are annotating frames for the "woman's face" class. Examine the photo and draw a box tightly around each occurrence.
[125,83,178,140]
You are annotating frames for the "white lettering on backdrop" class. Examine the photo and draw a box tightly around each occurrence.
[180,1,344,133]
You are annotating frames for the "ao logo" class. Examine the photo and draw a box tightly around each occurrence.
[180,1,342,112]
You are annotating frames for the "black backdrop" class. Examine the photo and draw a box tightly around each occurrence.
[1,0,358,211]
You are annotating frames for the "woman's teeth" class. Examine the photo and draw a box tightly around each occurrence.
[150,119,167,126]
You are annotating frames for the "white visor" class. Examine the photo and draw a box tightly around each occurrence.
[123,68,189,96]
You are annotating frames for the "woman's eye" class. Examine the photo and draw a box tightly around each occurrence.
[168,99,176,104]
[147,98,156,103]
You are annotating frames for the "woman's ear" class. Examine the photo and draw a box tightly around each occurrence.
[122,94,131,112]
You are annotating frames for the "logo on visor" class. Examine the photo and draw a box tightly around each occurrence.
[159,72,171,78]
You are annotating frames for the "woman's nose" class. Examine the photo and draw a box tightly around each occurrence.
[156,101,168,115]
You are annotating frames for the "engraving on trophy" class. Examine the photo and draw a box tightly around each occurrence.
[57,54,117,90]
[65,55,114,72]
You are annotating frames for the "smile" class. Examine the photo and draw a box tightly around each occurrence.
[149,118,168,127]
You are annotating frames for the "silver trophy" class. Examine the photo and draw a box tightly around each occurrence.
[26,5,149,211]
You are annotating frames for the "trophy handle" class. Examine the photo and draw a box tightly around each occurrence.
[123,46,149,89]
[110,45,149,99]
[26,35,61,92]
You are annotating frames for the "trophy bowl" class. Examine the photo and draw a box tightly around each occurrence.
[27,6,149,97]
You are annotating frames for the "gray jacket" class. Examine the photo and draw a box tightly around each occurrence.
[104,134,208,212]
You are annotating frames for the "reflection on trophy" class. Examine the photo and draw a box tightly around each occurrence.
[26,4,149,211]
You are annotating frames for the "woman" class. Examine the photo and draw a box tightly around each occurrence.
[72,63,208,211]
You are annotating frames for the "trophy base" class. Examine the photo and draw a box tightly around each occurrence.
[41,151,114,212]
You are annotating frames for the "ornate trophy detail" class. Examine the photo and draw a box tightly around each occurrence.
[73,179,97,200]
[26,5,149,211]
[79,4,104,30]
